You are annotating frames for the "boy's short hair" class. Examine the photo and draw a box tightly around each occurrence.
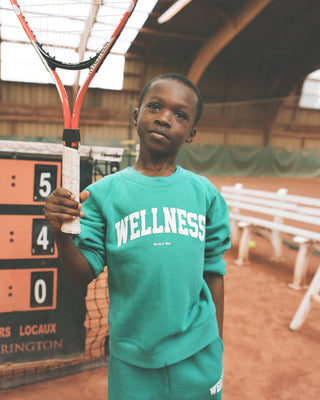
[138,73,203,126]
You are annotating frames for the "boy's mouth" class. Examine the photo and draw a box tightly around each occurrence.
[149,130,169,140]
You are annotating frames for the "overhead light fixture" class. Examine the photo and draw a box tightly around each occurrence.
[157,0,192,24]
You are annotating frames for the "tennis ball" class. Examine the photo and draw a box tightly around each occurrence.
[248,240,256,249]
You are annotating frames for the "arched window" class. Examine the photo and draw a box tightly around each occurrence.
[299,70,320,109]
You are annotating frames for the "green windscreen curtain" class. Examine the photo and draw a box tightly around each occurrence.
[176,145,320,177]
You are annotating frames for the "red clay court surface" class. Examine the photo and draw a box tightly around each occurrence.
[1,176,320,400]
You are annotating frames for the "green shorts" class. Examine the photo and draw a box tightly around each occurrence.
[108,336,224,400]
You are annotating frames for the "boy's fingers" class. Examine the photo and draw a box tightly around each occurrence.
[45,188,82,218]
[80,190,90,203]
[52,187,73,198]
[44,187,85,232]
[46,211,79,233]
[48,190,79,210]
[47,211,76,222]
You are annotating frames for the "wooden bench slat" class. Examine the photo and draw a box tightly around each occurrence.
[221,186,288,200]
[223,184,320,291]
[227,201,320,226]
[221,185,320,207]
[290,264,320,330]
[223,193,320,216]
[222,192,299,211]
[229,213,320,241]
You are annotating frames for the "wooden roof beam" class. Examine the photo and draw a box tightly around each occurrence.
[187,0,272,85]
[139,27,205,43]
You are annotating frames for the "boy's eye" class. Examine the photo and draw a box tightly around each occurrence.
[175,111,187,120]
[148,103,160,111]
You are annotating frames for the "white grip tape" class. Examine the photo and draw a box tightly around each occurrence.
[61,146,81,234]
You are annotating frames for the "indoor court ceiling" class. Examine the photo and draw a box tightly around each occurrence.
[2,0,320,92]
[1,0,320,141]
[130,0,320,88]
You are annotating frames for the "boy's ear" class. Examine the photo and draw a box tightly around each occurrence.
[185,128,197,143]
[132,108,139,126]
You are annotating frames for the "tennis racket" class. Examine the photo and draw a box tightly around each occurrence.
[10,0,138,234]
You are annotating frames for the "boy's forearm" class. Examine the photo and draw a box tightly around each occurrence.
[203,272,224,339]
[53,231,94,286]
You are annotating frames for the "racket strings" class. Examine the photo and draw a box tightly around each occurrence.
[16,0,134,65]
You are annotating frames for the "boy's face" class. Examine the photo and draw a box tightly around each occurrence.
[133,79,198,157]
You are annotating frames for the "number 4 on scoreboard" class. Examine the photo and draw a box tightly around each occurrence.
[32,219,55,256]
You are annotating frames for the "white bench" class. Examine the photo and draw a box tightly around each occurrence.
[290,264,320,330]
[221,183,320,290]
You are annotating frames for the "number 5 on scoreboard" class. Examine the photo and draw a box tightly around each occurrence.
[34,164,58,202]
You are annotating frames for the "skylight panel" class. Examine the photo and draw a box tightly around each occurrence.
[1,9,19,29]
[0,1,159,89]
[2,42,51,84]
[308,70,320,80]
[90,54,126,90]
[126,9,150,29]
[111,40,132,54]
[120,27,140,42]
[1,26,28,42]
[299,70,320,109]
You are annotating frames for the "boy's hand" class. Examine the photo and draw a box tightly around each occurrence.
[44,188,90,233]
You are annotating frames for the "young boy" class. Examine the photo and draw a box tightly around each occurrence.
[44,73,231,399]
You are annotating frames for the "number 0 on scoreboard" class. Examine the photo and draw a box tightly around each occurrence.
[0,268,57,313]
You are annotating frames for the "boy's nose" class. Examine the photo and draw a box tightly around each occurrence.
[155,109,171,126]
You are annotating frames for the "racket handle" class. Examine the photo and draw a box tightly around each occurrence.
[61,145,81,234]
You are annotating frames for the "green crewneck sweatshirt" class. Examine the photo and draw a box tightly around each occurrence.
[74,166,230,368]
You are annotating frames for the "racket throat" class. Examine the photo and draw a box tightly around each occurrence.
[63,129,80,149]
